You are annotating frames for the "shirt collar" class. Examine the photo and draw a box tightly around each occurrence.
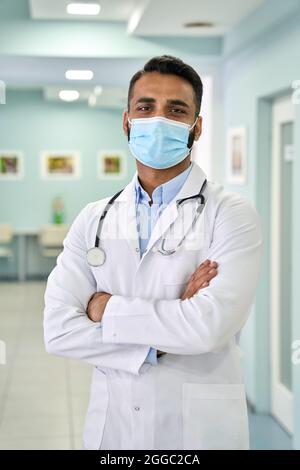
[134,162,193,206]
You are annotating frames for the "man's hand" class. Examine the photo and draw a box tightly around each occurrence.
[180,259,218,300]
[158,259,218,357]
[86,292,112,322]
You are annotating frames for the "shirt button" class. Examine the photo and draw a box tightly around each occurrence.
[135,247,140,252]
[134,406,140,411]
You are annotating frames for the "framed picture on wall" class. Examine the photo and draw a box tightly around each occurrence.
[226,126,247,185]
[97,150,127,180]
[0,151,24,180]
[40,151,81,180]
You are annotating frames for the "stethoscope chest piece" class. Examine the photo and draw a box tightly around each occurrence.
[86,247,106,267]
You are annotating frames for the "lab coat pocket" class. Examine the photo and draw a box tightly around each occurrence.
[164,281,188,300]
[83,367,109,450]
[182,383,249,450]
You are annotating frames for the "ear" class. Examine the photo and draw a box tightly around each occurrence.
[122,110,129,137]
[194,115,203,141]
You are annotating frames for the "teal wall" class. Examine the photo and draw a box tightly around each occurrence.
[0,89,134,229]
[222,8,300,449]
[0,90,135,278]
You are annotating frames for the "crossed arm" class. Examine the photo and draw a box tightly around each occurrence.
[44,195,262,372]
[86,260,219,356]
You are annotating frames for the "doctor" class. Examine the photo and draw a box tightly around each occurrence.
[43,55,263,450]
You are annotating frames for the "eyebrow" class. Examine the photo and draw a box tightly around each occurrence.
[167,99,190,109]
[135,97,190,108]
[135,97,156,105]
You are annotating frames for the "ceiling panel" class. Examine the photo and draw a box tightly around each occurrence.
[29,0,139,21]
[29,0,265,36]
[129,0,265,36]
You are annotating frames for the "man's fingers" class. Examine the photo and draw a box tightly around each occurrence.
[181,268,218,300]
[181,260,219,300]
[190,259,210,280]
[193,267,218,283]
[190,260,218,281]
[190,267,218,288]
[180,283,194,300]
[181,278,206,300]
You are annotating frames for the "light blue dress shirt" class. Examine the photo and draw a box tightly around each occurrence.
[134,162,193,365]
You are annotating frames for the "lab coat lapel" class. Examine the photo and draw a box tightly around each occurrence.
[113,163,207,262]
[145,163,207,255]
[114,174,141,265]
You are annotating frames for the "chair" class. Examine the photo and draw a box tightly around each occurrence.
[0,223,14,259]
[38,224,69,258]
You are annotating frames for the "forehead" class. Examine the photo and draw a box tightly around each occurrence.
[131,72,195,104]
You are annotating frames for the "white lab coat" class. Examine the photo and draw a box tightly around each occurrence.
[43,162,263,450]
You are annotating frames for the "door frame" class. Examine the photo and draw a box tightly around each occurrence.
[270,96,294,434]
[256,89,300,449]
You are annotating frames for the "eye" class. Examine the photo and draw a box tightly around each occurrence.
[137,105,151,112]
[170,108,186,114]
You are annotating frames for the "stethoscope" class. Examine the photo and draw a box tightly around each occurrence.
[86,179,207,267]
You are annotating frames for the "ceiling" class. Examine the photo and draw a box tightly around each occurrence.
[1,0,268,109]
[127,0,265,37]
[29,0,264,36]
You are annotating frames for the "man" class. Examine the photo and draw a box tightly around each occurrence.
[43,55,263,450]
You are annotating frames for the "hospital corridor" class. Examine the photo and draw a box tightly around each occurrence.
[0,0,300,453]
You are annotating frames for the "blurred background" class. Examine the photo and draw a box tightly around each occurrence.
[0,0,299,450]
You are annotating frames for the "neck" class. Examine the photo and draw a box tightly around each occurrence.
[136,156,191,200]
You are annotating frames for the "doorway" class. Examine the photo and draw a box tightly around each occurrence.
[270,95,295,434]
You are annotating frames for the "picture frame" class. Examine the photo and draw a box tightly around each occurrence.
[40,151,81,180]
[97,150,127,180]
[226,126,247,185]
[0,151,24,180]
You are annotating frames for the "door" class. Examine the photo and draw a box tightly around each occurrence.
[271,95,294,434]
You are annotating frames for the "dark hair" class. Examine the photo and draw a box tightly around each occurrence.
[127,55,203,116]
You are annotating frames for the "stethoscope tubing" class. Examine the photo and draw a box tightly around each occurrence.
[88,178,207,265]
[158,179,207,255]
[94,188,124,248]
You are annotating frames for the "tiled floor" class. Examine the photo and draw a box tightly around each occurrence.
[0,281,90,450]
[0,281,293,450]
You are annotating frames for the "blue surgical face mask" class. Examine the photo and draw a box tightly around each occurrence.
[127,115,198,169]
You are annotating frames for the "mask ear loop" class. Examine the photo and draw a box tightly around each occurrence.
[126,117,132,142]
[189,114,200,132]
[187,114,200,152]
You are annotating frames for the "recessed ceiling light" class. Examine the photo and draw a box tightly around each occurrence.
[59,90,80,102]
[184,21,214,28]
[66,3,101,16]
[65,70,94,80]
